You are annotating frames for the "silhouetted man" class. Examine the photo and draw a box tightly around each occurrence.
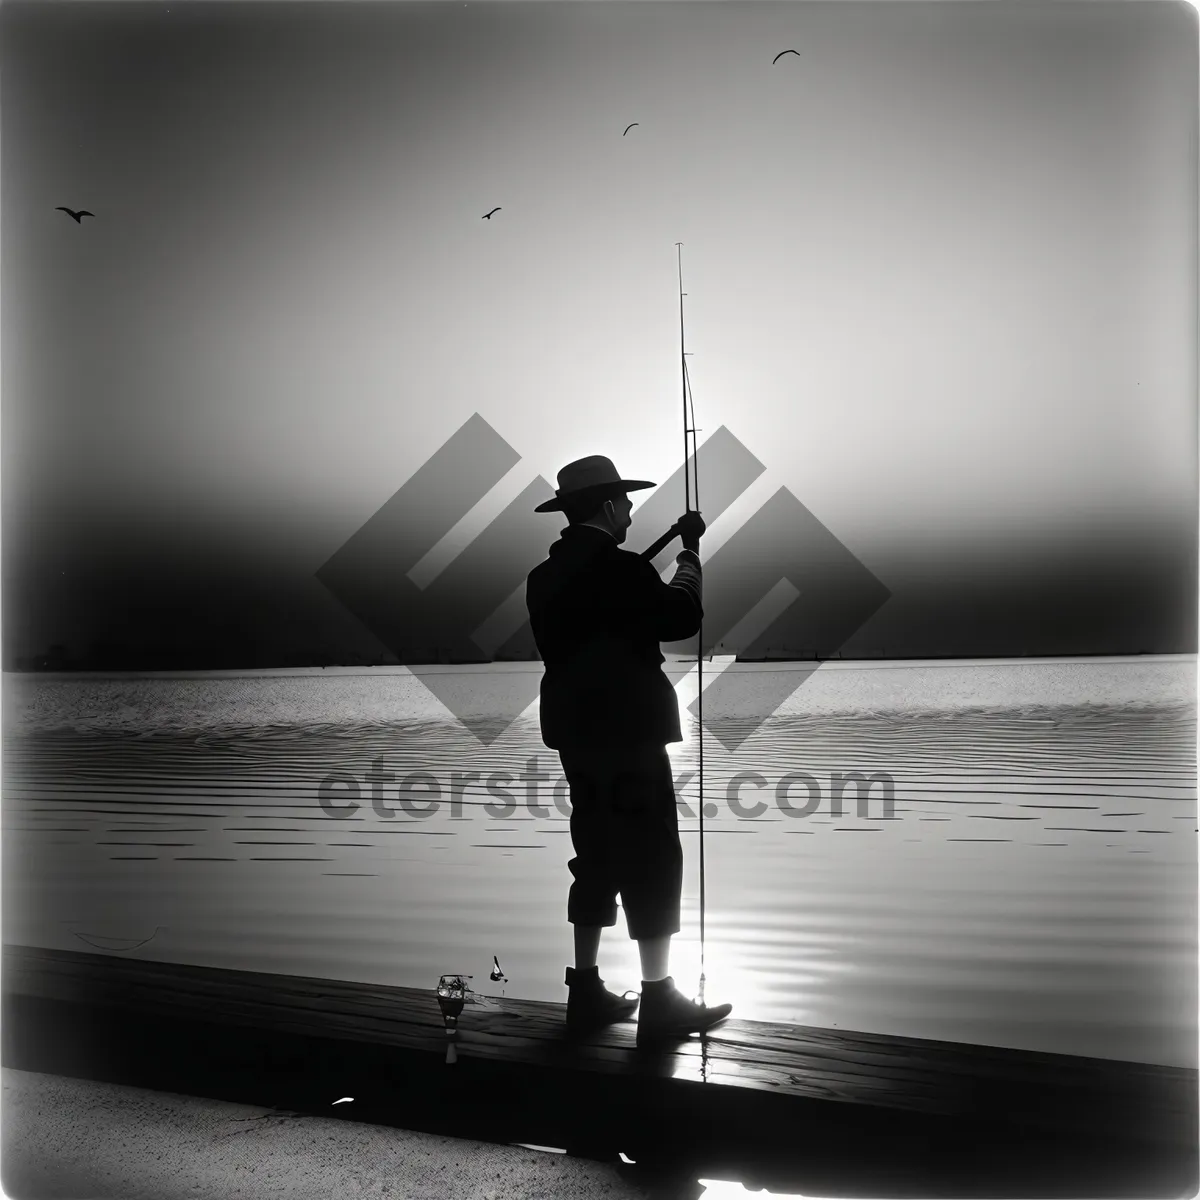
[527,455,732,1047]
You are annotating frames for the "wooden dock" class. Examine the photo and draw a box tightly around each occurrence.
[4,944,1196,1196]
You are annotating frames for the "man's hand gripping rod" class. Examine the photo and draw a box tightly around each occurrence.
[640,520,684,561]
[640,511,705,561]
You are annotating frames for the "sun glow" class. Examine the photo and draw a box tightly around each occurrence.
[695,1180,813,1198]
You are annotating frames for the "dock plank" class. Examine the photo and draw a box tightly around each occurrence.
[3,943,1195,1151]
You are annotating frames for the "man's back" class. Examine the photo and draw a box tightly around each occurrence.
[526,524,702,750]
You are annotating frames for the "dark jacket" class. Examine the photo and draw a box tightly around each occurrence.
[525,523,703,750]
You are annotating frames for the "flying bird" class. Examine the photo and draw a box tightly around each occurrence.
[490,955,508,983]
[622,123,639,136]
[482,207,501,219]
[772,49,800,64]
[56,207,94,223]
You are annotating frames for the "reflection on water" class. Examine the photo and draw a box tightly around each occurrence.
[2,660,1195,1067]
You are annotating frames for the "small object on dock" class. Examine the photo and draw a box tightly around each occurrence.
[436,974,470,1030]
[437,974,471,1064]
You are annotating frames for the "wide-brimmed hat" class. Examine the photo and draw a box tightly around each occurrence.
[533,455,656,513]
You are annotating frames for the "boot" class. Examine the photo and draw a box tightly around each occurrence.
[636,976,732,1047]
[565,966,640,1033]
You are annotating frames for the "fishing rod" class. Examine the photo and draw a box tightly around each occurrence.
[682,249,708,1008]
[640,244,707,1006]
[640,248,699,567]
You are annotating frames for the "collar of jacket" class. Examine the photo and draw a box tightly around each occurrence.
[561,524,618,545]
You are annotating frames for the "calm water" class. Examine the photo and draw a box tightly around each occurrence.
[2,657,1196,1068]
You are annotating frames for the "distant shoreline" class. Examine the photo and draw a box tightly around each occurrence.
[4,653,1194,683]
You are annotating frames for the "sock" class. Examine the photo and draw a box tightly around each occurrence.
[570,964,600,980]
[641,975,672,991]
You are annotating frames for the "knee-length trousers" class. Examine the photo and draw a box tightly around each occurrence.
[556,740,683,941]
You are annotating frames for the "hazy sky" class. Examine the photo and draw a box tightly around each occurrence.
[3,0,1196,662]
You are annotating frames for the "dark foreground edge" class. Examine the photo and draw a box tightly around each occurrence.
[3,944,1196,1197]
